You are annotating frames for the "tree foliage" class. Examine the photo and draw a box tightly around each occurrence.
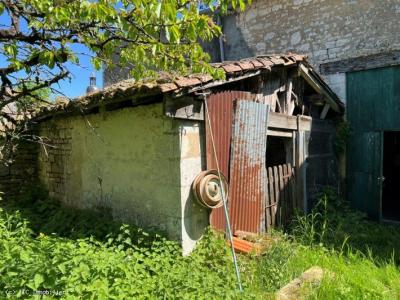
[0,0,250,159]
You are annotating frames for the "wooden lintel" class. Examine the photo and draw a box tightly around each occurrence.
[268,112,335,133]
[267,129,293,138]
[268,112,297,130]
[268,112,312,131]
[164,96,204,120]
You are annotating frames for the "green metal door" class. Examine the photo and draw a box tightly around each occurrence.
[347,66,400,220]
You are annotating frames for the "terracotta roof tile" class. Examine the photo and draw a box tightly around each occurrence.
[160,82,178,93]
[193,74,213,83]
[256,58,274,69]
[235,61,254,71]
[174,77,202,88]
[247,59,264,68]
[268,56,286,65]
[221,63,242,73]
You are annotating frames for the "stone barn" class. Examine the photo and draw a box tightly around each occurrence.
[2,54,344,254]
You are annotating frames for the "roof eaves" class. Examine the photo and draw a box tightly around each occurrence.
[33,53,317,120]
[298,63,345,113]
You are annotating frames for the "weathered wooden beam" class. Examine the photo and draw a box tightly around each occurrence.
[295,125,309,213]
[267,129,293,138]
[268,112,298,130]
[260,75,282,112]
[320,50,400,75]
[268,112,312,131]
[298,64,340,113]
[176,70,262,97]
[286,77,295,115]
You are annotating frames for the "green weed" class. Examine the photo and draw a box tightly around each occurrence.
[0,187,399,299]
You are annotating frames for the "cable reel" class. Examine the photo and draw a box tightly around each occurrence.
[192,170,228,209]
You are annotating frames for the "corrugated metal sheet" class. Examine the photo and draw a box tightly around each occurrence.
[229,101,269,233]
[206,91,257,231]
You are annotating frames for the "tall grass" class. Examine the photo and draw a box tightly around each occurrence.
[290,188,400,264]
[0,187,399,299]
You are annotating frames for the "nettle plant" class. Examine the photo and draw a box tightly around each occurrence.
[0,0,251,160]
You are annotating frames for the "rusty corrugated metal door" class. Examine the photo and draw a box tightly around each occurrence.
[229,100,269,233]
[205,91,257,231]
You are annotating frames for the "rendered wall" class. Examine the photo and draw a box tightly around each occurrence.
[38,103,208,254]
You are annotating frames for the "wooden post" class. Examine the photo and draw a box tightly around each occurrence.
[295,116,308,213]
[268,167,276,227]
[278,165,285,226]
[265,174,272,231]
[273,166,280,225]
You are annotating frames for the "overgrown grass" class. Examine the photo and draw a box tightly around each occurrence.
[0,187,399,299]
[291,188,400,264]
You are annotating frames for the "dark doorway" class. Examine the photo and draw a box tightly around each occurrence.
[266,135,293,168]
[382,131,400,221]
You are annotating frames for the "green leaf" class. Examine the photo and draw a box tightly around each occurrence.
[164,27,170,42]
[20,251,30,263]
[58,264,66,274]
[34,273,44,289]
[239,0,246,11]
[38,51,55,68]
[92,57,102,70]
[155,2,162,18]
[169,26,180,43]
[4,44,17,57]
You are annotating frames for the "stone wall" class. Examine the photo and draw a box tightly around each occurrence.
[202,0,400,103]
[103,0,400,100]
[220,0,400,67]
[39,121,73,202]
[37,103,207,254]
[0,139,38,198]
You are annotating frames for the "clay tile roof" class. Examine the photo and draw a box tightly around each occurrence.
[159,82,178,93]
[255,58,274,69]
[34,53,315,120]
[268,56,286,65]
[247,59,264,68]
[193,74,213,83]
[220,62,242,73]
[174,76,202,88]
[235,61,255,71]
